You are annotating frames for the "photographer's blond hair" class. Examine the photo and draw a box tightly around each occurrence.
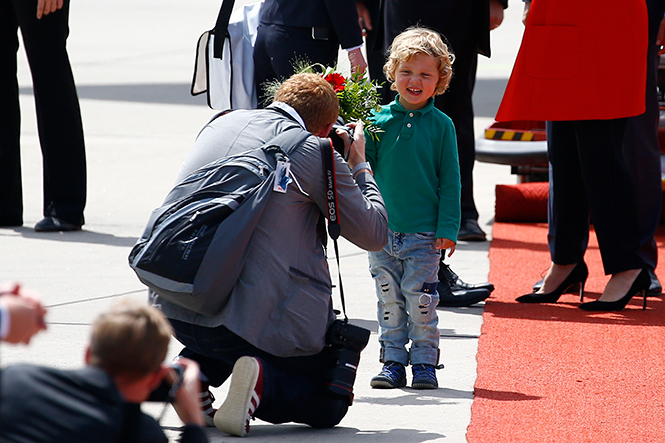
[88,301,172,381]
[274,73,339,134]
[384,26,455,96]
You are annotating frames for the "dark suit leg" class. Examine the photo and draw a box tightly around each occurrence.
[547,121,590,266]
[0,0,23,226]
[573,119,644,274]
[254,23,338,106]
[15,0,86,226]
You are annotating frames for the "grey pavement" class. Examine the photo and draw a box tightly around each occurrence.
[0,2,526,442]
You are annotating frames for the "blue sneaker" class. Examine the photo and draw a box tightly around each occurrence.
[411,364,438,389]
[370,362,406,389]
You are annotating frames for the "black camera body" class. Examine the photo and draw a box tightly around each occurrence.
[328,118,354,161]
[324,319,370,405]
[146,362,185,403]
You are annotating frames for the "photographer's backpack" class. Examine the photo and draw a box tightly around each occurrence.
[128,125,309,316]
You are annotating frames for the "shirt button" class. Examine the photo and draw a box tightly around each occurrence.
[409,112,414,117]
[407,123,412,128]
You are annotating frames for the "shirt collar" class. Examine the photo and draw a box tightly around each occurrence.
[269,101,307,129]
[390,95,436,115]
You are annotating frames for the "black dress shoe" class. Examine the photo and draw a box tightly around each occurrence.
[437,278,491,307]
[439,261,494,292]
[534,267,662,296]
[34,216,82,232]
[647,268,662,295]
[457,219,487,242]
[532,276,581,294]
[579,268,650,311]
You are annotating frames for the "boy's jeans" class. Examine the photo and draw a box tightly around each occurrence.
[368,230,441,366]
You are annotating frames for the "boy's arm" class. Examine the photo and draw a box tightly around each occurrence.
[435,120,461,243]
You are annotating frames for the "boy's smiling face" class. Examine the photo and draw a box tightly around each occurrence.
[395,53,440,111]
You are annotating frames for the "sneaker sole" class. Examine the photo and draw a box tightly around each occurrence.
[370,379,406,389]
[411,382,438,389]
[214,357,260,437]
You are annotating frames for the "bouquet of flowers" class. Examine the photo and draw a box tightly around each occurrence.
[262,59,384,140]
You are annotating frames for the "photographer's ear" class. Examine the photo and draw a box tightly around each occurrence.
[315,122,336,138]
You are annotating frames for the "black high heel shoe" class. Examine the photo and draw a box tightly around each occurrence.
[578,268,650,312]
[516,262,588,303]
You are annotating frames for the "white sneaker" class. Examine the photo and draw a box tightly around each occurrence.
[214,356,264,437]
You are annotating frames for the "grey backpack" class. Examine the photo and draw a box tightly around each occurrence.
[128,126,309,315]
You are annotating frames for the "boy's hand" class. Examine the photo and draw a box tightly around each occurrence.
[436,238,456,256]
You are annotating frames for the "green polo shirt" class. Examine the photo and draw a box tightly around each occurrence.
[365,97,461,241]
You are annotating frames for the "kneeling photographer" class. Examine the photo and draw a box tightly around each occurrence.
[151,73,388,436]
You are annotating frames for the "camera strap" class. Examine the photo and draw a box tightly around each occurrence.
[320,137,348,320]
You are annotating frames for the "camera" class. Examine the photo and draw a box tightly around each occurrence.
[324,319,370,405]
[147,362,185,402]
[328,118,354,161]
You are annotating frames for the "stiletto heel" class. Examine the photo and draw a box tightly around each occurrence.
[579,268,650,312]
[516,262,588,304]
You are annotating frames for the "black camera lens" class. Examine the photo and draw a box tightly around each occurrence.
[147,363,185,402]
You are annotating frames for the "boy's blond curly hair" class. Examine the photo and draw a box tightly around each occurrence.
[384,26,455,96]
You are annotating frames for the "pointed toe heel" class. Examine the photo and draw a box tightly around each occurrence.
[579,268,650,312]
[517,262,588,304]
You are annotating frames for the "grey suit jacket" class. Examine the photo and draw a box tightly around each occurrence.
[156,107,388,357]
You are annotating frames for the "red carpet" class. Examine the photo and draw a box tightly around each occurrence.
[468,223,665,442]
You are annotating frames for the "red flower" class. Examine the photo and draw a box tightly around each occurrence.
[324,72,346,92]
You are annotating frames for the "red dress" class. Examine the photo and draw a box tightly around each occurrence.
[496,0,648,122]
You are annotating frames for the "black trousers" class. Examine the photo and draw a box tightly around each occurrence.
[0,0,86,226]
[253,23,339,106]
[547,118,644,275]
[170,320,348,429]
[378,0,481,222]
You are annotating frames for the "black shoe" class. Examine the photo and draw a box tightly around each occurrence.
[457,219,487,242]
[516,262,588,303]
[437,278,491,307]
[532,276,581,295]
[34,217,82,232]
[439,261,494,292]
[647,268,662,295]
[579,268,650,311]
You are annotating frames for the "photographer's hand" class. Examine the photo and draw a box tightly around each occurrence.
[0,281,47,344]
[341,121,367,170]
[171,358,205,426]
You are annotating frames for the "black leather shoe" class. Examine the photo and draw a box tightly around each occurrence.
[647,268,662,295]
[34,216,82,232]
[535,267,663,296]
[437,278,491,307]
[457,219,487,242]
[532,277,581,294]
[439,261,494,292]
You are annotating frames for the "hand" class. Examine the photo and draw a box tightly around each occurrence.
[348,47,367,77]
[436,238,456,257]
[36,0,63,19]
[356,2,372,37]
[170,358,205,426]
[0,282,47,344]
[522,1,532,26]
[340,121,367,169]
[489,0,504,30]
[658,17,665,55]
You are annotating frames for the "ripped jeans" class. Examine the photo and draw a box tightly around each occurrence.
[368,230,441,366]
